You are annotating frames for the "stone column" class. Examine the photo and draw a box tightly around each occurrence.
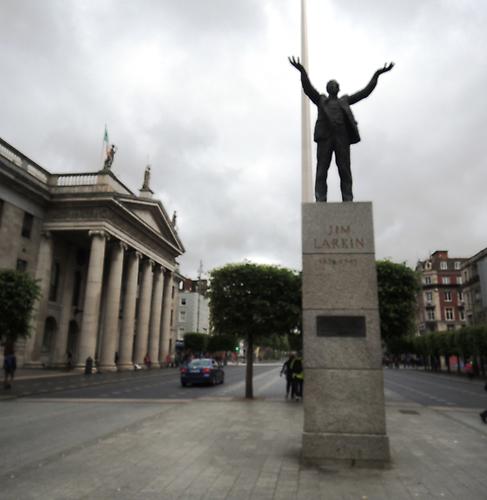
[77,230,108,366]
[24,230,54,365]
[52,247,77,367]
[99,241,126,371]
[169,280,181,357]
[133,258,154,365]
[159,270,174,364]
[148,265,165,368]
[118,251,141,370]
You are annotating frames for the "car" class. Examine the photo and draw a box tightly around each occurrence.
[180,358,225,387]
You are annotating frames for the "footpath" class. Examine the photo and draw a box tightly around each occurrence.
[1,368,487,499]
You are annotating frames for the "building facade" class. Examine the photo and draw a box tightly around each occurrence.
[176,278,210,340]
[462,247,487,325]
[416,250,467,334]
[0,137,184,369]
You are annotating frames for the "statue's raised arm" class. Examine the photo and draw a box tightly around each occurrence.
[288,55,320,104]
[348,62,395,105]
[288,56,305,73]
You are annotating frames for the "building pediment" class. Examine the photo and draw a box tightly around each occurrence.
[116,197,184,255]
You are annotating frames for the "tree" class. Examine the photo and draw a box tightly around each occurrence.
[0,269,40,348]
[183,332,208,355]
[207,334,237,354]
[408,326,487,376]
[208,262,301,398]
[376,260,420,351]
[287,331,303,352]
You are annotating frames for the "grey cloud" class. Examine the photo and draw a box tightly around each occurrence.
[1,0,486,278]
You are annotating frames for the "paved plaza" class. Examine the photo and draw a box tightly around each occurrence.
[1,383,487,499]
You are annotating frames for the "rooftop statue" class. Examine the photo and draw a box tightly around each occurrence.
[103,144,117,170]
[142,165,151,190]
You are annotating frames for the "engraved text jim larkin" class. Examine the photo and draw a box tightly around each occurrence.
[314,225,365,250]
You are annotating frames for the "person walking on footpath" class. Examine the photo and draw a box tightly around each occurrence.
[280,353,295,399]
[465,358,474,380]
[480,382,487,424]
[290,352,304,401]
[3,341,16,389]
[66,350,73,371]
[144,352,152,369]
[84,356,93,375]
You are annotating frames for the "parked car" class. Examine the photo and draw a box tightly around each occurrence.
[180,358,224,387]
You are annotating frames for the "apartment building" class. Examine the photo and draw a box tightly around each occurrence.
[416,250,467,333]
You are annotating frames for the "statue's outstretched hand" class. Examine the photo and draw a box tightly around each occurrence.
[288,56,304,72]
[377,62,395,75]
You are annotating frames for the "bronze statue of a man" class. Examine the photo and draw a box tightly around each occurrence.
[289,57,394,202]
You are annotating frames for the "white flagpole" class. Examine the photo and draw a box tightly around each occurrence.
[301,0,313,203]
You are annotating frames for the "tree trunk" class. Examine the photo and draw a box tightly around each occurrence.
[245,333,254,399]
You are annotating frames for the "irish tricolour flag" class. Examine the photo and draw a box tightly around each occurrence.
[103,125,110,158]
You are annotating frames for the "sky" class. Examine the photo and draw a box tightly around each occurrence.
[1,0,486,279]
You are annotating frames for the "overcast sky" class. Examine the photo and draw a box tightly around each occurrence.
[1,0,485,278]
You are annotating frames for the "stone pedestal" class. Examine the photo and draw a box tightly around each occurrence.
[301,202,390,467]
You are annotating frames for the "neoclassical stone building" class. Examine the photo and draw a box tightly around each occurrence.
[0,137,184,369]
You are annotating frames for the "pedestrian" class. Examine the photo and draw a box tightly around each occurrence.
[290,352,304,401]
[144,352,152,369]
[480,382,487,424]
[465,359,474,380]
[3,341,16,389]
[280,353,295,399]
[84,356,93,375]
[66,350,73,371]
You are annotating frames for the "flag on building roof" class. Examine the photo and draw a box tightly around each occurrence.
[103,125,110,157]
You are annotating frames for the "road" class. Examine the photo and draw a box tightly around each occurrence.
[2,364,486,497]
[3,364,487,408]
[384,367,487,408]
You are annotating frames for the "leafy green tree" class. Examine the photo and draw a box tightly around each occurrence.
[287,331,303,352]
[407,326,487,376]
[0,269,40,347]
[183,332,208,354]
[207,334,237,354]
[376,260,420,350]
[208,262,301,398]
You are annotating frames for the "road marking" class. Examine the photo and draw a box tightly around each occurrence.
[386,371,487,397]
[386,379,456,406]
[254,369,281,396]
[218,369,277,396]
[19,398,191,404]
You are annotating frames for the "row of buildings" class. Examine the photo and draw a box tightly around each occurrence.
[416,249,487,334]
[1,135,484,369]
[0,136,203,369]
